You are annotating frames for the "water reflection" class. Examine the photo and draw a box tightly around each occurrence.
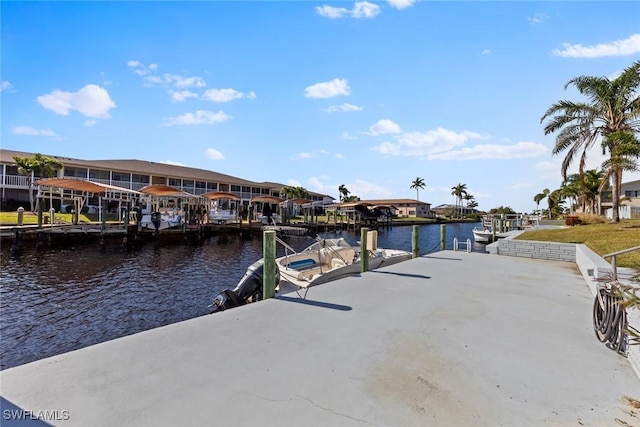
[0,222,482,369]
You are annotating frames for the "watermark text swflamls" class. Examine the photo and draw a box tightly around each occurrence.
[3,409,70,421]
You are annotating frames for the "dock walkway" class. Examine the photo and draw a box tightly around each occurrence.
[1,251,639,426]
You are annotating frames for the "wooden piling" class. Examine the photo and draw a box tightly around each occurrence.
[412,225,420,258]
[360,227,369,273]
[440,224,446,251]
[262,230,277,300]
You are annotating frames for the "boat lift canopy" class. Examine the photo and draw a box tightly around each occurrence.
[34,177,142,222]
[202,191,241,201]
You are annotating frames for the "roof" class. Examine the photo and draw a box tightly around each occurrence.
[139,184,196,197]
[34,177,141,195]
[250,196,284,204]
[202,192,241,201]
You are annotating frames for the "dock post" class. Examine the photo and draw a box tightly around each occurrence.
[262,230,277,300]
[440,224,446,251]
[37,193,43,228]
[17,207,24,226]
[360,227,369,272]
[412,225,420,258]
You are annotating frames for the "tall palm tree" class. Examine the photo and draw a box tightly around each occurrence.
[450,183,467,218]
[338,184,350,202]
[13,153,62,212]
[534,188,550,218]
[410,177,426,201]
[540,60,640,223]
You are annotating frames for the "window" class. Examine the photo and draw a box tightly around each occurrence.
[207,182,218,191]
[89,169,110,180]
[230,185,241,192]
[64,167,87,178]
[132,174,149,184]
[168,178,181,187]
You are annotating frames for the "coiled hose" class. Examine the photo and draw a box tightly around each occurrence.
[593,284,628,356]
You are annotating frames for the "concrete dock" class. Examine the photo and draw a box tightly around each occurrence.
[1,251,639,426]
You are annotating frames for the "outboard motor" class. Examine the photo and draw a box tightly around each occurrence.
[210,259,280,312]
[151,211,162,232]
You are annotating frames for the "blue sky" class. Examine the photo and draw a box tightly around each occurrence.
[2,1,640,213]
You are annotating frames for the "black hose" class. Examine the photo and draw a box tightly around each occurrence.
[593,287,628,355]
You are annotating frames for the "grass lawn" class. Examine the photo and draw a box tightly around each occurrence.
[516,219,640,269]
[0,211,113,224]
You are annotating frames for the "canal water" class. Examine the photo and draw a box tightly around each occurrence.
[0,222,484,370]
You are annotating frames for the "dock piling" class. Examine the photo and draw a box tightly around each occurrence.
[412,225,420,258]
[360,227,369,272]
[262,230,277,300]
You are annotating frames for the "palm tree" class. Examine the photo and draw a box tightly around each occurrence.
[13,153,62,212]
[583,169,604,214]
[450,183,467,218]
[540,60,640,223]
[338,184,350,202]
[410,177,426,201]
[463,193,474,215]
[534,188,550,218]
[561,175,581,214]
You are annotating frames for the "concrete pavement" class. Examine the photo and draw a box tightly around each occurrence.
[1,251,639,426]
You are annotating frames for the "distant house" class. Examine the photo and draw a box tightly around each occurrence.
[431,203,476,217]
[601,179,640,219]
[356,199,435,219]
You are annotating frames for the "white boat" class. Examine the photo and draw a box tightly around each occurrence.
[472,227,494,243]
[210,234,412,312]
[140,210,184,231]
[275,237,411,290]
[209,208,238,224]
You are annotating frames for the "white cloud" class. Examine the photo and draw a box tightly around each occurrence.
[315,5,349,18]
[324,103,363,113]
[316,2,380,19]
[528,13,549,25]
[553,33,640,58]
[127,60,158,76]
[372,127,484,156]
[349,178,393,199]
[12,126,57,137]
[341,131,358,140]
[37,84,116,118]
[428,141,547,160]
[482,49,491,55]
[304,78,350,99]
[352,1,380,18]
[147,73,206,88]
[205,148,225,160]
[387,0,416,10]
[369,119,402,136]
[202,88,256,103]
[1,81,12,92]
[84,120,97,127]
[170,90,198,102]
[335,153,345,159]
[129,61,207,89]
[164,110,231,126]
[293,152,313,160]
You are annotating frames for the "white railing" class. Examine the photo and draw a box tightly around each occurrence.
[2,175,30,188]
